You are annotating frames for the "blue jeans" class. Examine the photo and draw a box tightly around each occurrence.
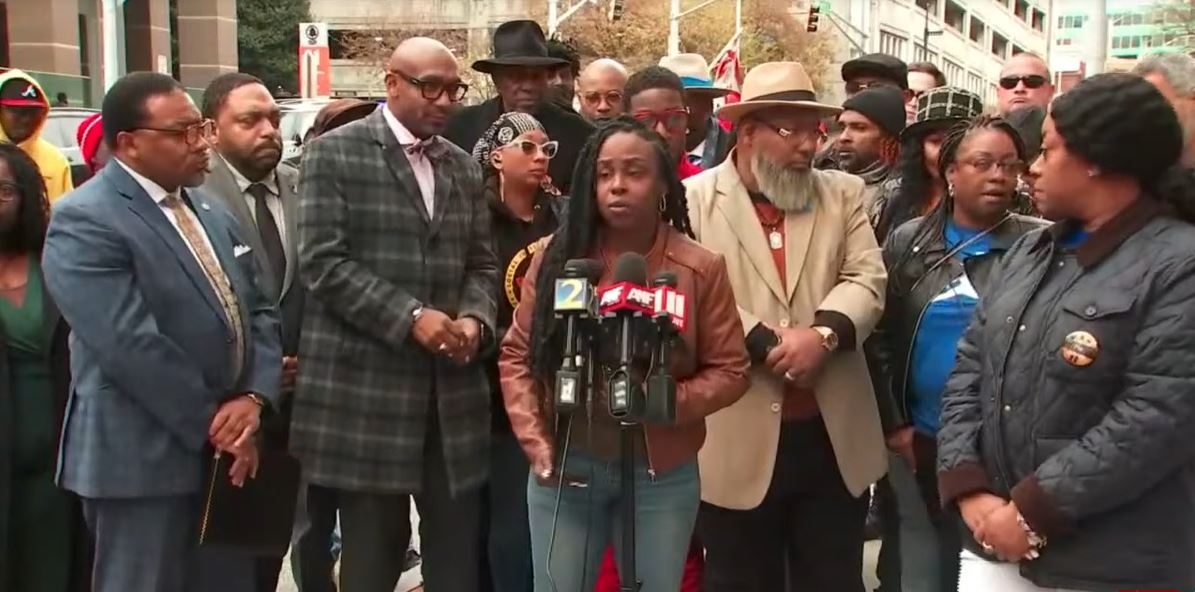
[527,449,699,592]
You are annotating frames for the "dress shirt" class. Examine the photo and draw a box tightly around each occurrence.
[382,105,436,216]
[219,153,286,247]
[114,158,223,274]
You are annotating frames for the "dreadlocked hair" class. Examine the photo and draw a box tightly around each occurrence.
[876,123,946,242]
[0,143,49,254]
[1050,73,1195,223]
[890,115,1026,284]
[527,116,693,378]
[879,135,901,168]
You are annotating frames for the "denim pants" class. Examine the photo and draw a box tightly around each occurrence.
[527,449,700,592]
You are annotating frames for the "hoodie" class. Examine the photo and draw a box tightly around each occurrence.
[0,70,73,203]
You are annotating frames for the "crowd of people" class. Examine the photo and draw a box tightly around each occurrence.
[5,15,1195,592]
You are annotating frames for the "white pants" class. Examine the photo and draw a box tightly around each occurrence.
[957,550,1088,592]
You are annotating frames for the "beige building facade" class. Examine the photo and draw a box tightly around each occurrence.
[0,0,238,107]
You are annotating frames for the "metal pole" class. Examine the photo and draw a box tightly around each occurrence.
[734,0,741,43]
[669,0,681,56]
[923,5,930,61]
[1088,0,1107,75]
[102,0,121,90]
[549,0,559,36]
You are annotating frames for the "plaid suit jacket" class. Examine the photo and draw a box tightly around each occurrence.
[291,109,498,495]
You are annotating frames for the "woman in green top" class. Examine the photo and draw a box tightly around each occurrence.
[0,142,84,592]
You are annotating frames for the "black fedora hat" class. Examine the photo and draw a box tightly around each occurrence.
[472,20,567,73]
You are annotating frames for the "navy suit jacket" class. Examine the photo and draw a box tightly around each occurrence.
[42,162,282,499]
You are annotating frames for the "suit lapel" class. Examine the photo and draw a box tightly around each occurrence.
[188,188,247,333]
[278,167,299,296]
[369,110,431,225]
[712,167,787,305]
[112,166,226,323]
[784,201,818,302]
[206,157,280,300]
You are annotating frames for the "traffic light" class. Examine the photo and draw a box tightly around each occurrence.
[807,4,821,32]
[610,0,624,21]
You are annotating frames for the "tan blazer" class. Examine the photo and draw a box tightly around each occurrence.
[685,156,888,508]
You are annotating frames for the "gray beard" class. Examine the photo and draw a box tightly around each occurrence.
[750,152,815,212]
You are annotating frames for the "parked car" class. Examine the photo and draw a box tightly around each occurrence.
[43,107,99,187]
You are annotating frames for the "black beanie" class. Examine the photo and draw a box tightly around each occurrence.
[842,86,907,138]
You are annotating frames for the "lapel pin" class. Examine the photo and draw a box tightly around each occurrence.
[200,202,211,211]
[1060,330,1099,367]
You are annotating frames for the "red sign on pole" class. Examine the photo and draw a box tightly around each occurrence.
[298,23,331,98]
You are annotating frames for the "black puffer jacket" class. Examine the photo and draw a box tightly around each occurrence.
[869,213,1045,431]
[936,198,1195,590]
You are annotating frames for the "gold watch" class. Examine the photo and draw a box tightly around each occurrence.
[812,326,839,352]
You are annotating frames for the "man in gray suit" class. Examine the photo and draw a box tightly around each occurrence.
[42,72,282,592]
[291,37,498,592]
[200,72,302,592]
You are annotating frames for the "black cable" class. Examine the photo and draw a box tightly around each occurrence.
[545,415,573,592]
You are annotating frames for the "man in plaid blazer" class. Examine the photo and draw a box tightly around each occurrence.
[290,37,499,592]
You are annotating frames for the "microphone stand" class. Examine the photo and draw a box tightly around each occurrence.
[619,418,640,592]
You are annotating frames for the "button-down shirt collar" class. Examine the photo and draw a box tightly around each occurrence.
[382,104,436,216]
[219,153,279,197]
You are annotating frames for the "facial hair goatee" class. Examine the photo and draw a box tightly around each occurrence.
[750,152,816,212]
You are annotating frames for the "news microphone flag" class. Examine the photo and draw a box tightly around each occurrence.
[653,285,687,332]
[598,282,656,316]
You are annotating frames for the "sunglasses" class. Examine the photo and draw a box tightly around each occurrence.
[503,139,559,159]
[845,79,900,95]
[631,108,689,133]
[998,75,1047,90]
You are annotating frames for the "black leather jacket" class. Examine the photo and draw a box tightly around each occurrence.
[868,213,1045,432]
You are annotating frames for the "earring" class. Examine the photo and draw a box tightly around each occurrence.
[947,182,955,197]
[658,194,667,214]
[1087,169,1099,178]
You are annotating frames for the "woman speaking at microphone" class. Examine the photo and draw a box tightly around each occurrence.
[499,117,750,592]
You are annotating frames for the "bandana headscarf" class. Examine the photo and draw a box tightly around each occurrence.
[471,111,545,173]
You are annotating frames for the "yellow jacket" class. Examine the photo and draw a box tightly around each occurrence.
[0,70,73,203]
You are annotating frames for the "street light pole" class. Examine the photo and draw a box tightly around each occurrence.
[669,0,682,56]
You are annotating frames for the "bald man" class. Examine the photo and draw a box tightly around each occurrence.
[996,52,1055,115]
[291,37,498,592]
[577,58,629,121]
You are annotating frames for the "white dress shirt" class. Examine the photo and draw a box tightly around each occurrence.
[219,153,286,247]
[382,106,436,216]
[115,158,224,273]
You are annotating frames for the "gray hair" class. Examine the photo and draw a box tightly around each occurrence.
[1134,52,1195,95]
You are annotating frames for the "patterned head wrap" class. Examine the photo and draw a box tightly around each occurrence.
[471,111,546,172]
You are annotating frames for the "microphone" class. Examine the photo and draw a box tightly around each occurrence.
[602,253,648,419]
[652,273,688,333]
[645,272,680,424]
[554,258,603,414]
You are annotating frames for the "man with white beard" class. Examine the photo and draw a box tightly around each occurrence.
[684,62,888,591]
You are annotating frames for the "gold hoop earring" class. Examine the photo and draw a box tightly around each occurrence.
[658,194,667,214]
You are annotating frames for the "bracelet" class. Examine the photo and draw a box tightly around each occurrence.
[1017,511,1047,559]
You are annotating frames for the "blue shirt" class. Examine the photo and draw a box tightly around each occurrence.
[908,222,993,435]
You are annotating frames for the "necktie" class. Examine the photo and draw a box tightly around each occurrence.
[163,193,244,376]
[248,183,286,282]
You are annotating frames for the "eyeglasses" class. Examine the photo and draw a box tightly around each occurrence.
[130,119,215,145]
[631,108,689,133]
[389,68,469,102]
[0,181,21,203]
[998,75,1048,90]
[581,90,624,106]
[758,120,824,143]
[502,139,559,159]
[961,157,1026,175]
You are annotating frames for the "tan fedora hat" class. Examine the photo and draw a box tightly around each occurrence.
[718,62,841,122]
[659,53,732,96]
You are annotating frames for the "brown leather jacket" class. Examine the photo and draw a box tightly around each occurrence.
[498,224,750,476]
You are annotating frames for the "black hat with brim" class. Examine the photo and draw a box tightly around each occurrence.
[472,20,567,74]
